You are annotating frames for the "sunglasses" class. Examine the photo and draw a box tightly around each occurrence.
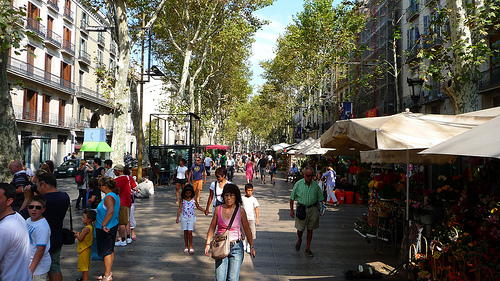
[28,205,43,210]
[216,175,224,178]
[304,174,314,178]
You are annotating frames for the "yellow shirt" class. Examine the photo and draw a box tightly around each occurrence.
[77,225,93,253]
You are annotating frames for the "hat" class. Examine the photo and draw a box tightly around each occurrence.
[113,164,124,171]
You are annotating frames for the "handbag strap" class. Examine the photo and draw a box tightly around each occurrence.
[68,204,73,231]
[217,204,239,237]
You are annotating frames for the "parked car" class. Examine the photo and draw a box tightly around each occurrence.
[54,159,79,178]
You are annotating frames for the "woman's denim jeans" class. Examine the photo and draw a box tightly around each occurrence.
[215,241,244,281]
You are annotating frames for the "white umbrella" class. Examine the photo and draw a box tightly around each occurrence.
[296,138,335,158]
[271,143,292,152]
[420,115,500,159]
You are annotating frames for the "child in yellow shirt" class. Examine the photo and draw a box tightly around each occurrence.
[73,210,96,281]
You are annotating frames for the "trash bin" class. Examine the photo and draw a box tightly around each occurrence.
[335,190,345,204]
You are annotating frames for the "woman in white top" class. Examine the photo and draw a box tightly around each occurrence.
[204,167,231,216]
[172,158,189,204]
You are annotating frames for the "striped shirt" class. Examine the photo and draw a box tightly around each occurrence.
[290,178,324,206]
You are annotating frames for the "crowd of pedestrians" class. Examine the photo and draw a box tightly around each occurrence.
[1,150,339,281]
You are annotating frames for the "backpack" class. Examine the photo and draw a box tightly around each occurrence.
[75,169,86,185]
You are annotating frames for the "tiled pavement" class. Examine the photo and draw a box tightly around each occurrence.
[57,171,404,280]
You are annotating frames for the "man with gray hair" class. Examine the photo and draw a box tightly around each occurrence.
[289,166,324,257]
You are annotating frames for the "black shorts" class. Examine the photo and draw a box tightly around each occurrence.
[96,225,118,257]
[175,178,187,185]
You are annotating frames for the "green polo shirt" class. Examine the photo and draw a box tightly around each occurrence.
[290,178,324,206]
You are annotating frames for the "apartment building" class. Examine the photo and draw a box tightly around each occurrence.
[8,0,125,170]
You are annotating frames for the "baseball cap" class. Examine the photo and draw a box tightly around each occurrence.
[113,164,124,171]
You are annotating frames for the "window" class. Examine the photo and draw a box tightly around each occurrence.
[27,45,35,73]
[27,2,40,31]
[97,49,103,63]
[60,62,71,88]
[42,94,50,123]
[44,53,52,80]
[58,99,65,126]
[23,89,37,121]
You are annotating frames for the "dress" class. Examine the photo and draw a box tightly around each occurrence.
[245,161,254,180]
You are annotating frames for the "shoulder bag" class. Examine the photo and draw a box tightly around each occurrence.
[211,204,239,260]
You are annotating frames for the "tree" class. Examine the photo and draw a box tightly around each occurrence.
[84,0,168,166]
[417,0,500,113]
[153,0,272,115]
[0,3,29,181]
[144,118,162,146]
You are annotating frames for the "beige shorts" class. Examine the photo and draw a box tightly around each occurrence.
[295,205,320,231]
[192,179,203,192]
[118,206,130,225]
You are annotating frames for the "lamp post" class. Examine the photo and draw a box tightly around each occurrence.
[407,77,424,113]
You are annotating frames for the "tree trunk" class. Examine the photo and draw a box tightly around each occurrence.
[110,0,131,165]
[129,80,149,168]
[0,50,22,181]
[179,47,193,111]
[447,0,479,113]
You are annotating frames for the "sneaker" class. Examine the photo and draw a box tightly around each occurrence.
[305,249,314,257]
[126,238,132,244]
[115,240,127,247]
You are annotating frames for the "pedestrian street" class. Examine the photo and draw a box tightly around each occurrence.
[57,171,402,280]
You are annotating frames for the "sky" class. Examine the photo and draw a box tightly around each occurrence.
[249,0,305,94]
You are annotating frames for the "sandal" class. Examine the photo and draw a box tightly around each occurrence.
[184,248,189,253]
[189,248,194,254]
[97,273,112,280]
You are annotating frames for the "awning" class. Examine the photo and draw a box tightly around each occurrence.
[205,144,229,150]
[80,141,113,152]
[295,138,335,158]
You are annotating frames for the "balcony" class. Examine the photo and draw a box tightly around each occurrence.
[80,20,88,34]
[78,49,91,65]
[7,56,75,94]
[406,43,420,62]
[47,0,58,12]
[479,65,500,91]
[422,88,446,104]
[423,35,443,49]
[110,41,116,55]
[44,29,62,48]
[406,2,419,21]
[26,17,45,39]
[61,39,75,56]
[13,105,76,129]
[425,0,436,6]
[63,7,73,22]
[75,119,91,130]
[76,86,114,108]
[98,32,105,46]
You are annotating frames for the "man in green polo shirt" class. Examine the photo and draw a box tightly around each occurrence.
[289,166,324,257]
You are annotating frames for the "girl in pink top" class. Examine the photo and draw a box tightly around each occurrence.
[205,184,255,280]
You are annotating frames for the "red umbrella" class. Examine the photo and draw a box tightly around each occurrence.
[206,145,230,150]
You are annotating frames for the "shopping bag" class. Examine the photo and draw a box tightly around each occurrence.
[91,228,103,261]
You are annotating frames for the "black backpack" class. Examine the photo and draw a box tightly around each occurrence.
[75,169,86,185]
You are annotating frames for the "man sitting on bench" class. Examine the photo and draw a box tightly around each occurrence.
[286,163,299,182]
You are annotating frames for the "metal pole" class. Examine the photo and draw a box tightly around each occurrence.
[137,13,145,180]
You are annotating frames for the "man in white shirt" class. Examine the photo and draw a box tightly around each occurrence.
[226,155,235,181]
[204,155,212,176]
[0,183,32,281]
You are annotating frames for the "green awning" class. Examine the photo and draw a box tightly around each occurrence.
[80,141,114,152]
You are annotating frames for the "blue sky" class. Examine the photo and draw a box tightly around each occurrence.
[249,0,305,94]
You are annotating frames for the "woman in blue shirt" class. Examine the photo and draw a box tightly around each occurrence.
[96,177,120,281]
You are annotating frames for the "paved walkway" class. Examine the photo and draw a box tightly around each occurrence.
[58,171,403,280]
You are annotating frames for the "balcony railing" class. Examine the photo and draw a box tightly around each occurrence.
[13,105,76,129]
[479,65,500,90]
[406,43,420,61]
[63,7,73,22]
[7,56,75,94]
[47,0,58,11]
[78,49,91,65]
[80,19,88,32]
[110,41,116,54]
[76,86,114,108]
[61,39,75,56]
[75,119,91,130]
[407,2,419,21]
[26,17,45,38]
[423,35,443,49]
[44,28,62,48]
[98,33,105,46]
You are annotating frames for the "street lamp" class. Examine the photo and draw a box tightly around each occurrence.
[407,77,424,113]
